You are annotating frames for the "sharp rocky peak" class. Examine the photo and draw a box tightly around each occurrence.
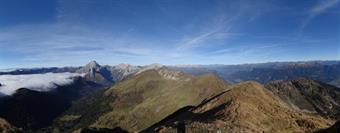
[75,61,102,78]
[77,61,101,73]
[85,60,100,69]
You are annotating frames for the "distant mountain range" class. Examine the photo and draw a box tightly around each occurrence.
[0,61,164,88]
[171,60,340,87]
[2,60,339,87]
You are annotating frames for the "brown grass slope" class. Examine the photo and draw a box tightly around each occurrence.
[145,81,334,133]
[53,67,228,132]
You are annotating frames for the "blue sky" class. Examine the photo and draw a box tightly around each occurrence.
[0,0,339,68]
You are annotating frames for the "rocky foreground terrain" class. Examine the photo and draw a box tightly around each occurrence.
[0,118,20,133]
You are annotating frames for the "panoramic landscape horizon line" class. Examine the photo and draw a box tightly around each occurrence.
[1,59,340,70]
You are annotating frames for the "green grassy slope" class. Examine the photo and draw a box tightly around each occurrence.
[52,67,228,132]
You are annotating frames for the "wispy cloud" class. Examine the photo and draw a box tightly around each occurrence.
[0,23,167,66]
[310,0,339,15]
[300,0,339,29]
[174,0,275,54]
[176,28,227,51]
[0,0,336,67]
[206,43,281,56]
[1,0,240,67]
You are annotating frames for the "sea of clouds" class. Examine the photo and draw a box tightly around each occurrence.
[0,72,84,96]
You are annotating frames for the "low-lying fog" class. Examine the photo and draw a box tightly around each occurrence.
[0,72,84,96]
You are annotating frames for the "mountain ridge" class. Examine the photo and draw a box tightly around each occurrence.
[265,78,340,118]
[2,60,339,87]
[51,67,229,132]
[145,81,334,133]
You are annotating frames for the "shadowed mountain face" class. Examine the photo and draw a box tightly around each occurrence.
[52,67,229,132]
[0,88,71,130]
[0,83,4,97]
[145,81,334,133]
[0,77,99,131]
[265,78,340,118]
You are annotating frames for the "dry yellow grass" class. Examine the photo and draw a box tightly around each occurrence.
[150,81,334,133]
